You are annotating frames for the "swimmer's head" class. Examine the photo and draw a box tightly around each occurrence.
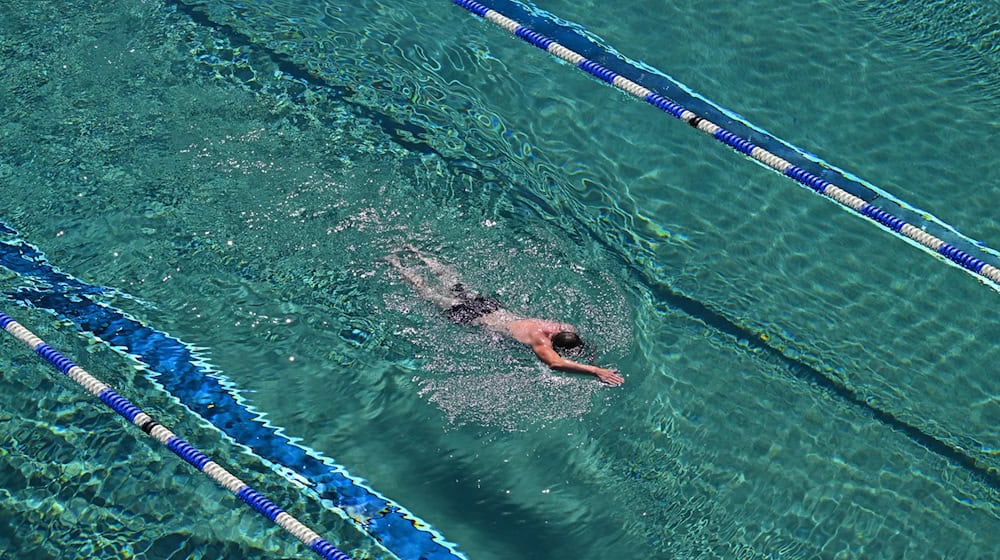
[551,330,583,350]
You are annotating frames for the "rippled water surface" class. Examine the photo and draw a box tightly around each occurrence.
[1,0,998,558]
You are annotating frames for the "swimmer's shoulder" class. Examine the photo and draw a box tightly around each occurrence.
[499,317,552,343]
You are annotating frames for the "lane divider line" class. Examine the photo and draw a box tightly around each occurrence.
[452,0,1000,289]
[0,310,351,560]
[0,231,465,560]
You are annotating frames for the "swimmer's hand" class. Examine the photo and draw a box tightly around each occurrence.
[531,338,624,386]
[594,368,624,387]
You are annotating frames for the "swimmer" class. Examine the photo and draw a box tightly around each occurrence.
[386,245,624,386]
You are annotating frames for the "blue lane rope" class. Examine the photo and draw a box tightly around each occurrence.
[0,309,351,560]
[452,0,1000,290]
[0,231,466,560]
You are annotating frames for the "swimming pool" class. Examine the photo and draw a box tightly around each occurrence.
[1,0,997,558]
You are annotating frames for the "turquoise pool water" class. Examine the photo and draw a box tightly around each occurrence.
[1,0,998,558]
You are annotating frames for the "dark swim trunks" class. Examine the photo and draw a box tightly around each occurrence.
[446,284,501,325]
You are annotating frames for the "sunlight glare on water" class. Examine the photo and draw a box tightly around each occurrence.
[0,0,998,558]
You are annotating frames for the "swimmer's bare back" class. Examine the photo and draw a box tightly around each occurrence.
[477,312,625,386]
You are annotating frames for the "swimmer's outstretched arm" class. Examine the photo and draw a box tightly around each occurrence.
[530,341,624,386]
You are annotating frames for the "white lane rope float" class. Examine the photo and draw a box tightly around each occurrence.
[452,0,1000,290]
[0,310,352,560]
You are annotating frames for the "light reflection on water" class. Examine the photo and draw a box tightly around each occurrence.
[0,0,998,559]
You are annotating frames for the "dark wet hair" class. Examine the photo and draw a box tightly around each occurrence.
[551,331,583,350]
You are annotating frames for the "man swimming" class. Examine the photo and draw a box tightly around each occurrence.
[386,246,624,386]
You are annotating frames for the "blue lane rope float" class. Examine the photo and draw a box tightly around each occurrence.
[0,310,351,560]
[0,231,466,560]
[452,0,1000,290]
